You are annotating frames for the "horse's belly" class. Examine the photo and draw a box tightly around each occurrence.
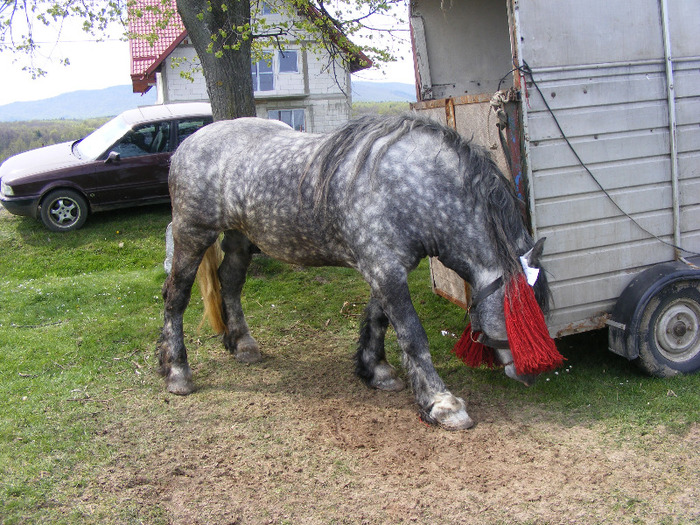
[243,225,354,268]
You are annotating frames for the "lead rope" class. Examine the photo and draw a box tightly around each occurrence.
[507,62,700,259]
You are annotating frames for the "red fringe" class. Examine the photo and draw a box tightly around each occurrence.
[453,274,564,376]
[453,323,496,369]
[505,273,565,375]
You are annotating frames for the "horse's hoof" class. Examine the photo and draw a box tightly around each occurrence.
[234,335,263,363]
[166,366,195,395]
[429,392,474,430]
[505,364,537,386]
[370,362,405,391]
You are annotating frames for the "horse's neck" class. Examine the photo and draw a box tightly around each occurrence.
[471,264,504,292]
[469,229,529,290]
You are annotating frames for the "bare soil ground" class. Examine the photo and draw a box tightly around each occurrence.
[75,328,700,525]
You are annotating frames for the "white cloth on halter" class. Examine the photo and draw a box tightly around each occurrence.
[519,255,540,286]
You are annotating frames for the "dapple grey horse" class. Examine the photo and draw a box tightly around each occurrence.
[158,115,549,430]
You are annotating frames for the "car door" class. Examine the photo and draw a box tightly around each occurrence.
[87,121,173,207]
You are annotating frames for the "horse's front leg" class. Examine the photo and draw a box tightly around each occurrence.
[369,269,474,430]
[355,294,405,391]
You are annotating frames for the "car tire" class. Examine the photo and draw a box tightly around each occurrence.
[40,189,89,232]
[636,279,700,377]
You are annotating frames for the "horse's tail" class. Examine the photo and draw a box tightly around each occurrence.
[196,243,227,334]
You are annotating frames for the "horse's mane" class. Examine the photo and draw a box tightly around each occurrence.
[305,114,549,310]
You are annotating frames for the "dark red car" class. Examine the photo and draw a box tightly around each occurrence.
[0,103,212,231]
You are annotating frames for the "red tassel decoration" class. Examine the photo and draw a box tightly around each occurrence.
[504,273,565,375]
[453,273,565,376]
[453,323,497,368]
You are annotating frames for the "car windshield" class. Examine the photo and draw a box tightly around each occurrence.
[75,116,132,160]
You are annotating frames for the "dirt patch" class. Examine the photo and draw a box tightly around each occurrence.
[83,334,698,524]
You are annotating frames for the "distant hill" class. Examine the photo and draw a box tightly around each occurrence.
[0,86,158,122]
[351,81,415,103]
[0,81,415,122]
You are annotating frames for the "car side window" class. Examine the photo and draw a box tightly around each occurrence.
[112,122,171,158]
[177,118,213,145]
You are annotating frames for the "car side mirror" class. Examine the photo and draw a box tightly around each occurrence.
[105,151,121,164]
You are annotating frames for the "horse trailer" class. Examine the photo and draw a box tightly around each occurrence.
[409,0,700,375]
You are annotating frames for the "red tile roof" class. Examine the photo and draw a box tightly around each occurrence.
[129,0,186,93]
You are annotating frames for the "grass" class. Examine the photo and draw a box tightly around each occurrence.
[1,204,699,522]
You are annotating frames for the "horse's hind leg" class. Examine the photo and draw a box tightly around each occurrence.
[159,227,219,395]
[355,294,405,391]
[219,230,262,363]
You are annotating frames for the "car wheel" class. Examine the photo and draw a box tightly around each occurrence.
[636,279,700,377]
[40,189,89,232]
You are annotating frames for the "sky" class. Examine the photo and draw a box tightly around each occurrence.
[0,10,415,105]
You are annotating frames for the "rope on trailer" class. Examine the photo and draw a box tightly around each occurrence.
[499,61,699,258]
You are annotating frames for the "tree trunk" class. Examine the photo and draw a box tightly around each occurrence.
[176,0,256,121]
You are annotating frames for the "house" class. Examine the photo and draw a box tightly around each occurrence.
[129,0,370,133]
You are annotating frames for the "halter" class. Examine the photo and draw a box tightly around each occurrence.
[466,249,542,351]
[468,275,510,349]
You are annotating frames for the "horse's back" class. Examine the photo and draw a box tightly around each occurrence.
[168,118,346,263]
[171,117,295,172]
[169,117,307,215]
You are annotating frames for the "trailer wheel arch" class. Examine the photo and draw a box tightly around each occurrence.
[608,261,700,376]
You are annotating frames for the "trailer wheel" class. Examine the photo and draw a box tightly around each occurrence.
[636,279,700,377]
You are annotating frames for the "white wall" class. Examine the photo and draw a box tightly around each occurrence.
[160,42,351,133]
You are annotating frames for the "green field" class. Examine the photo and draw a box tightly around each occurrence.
[1,110,698,522]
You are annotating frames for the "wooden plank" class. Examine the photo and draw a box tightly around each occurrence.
[543,238,676,290]
[518,0,663,68]
[529,129,671,172]
[453,102,510,176]
[526,101,669,142]
[534,185,674,229]
[429,258,470,310]
[538,209,675,255]
[678,125,700,154]
[532,156,671,201]
[525,70,667,112]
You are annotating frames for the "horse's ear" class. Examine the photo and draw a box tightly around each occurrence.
[524,237,546,268]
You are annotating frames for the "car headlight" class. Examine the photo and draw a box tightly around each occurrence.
[0,179,13,197]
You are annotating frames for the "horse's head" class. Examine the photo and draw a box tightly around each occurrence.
[470,237,550,385]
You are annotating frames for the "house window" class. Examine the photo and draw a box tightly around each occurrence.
[251,49,298,92]
[252,58,274,91]
[278,50,298,73]
[261,1,274,14]
[268,109,305,131]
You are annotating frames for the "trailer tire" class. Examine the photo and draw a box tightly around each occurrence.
[636,279,700,377]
